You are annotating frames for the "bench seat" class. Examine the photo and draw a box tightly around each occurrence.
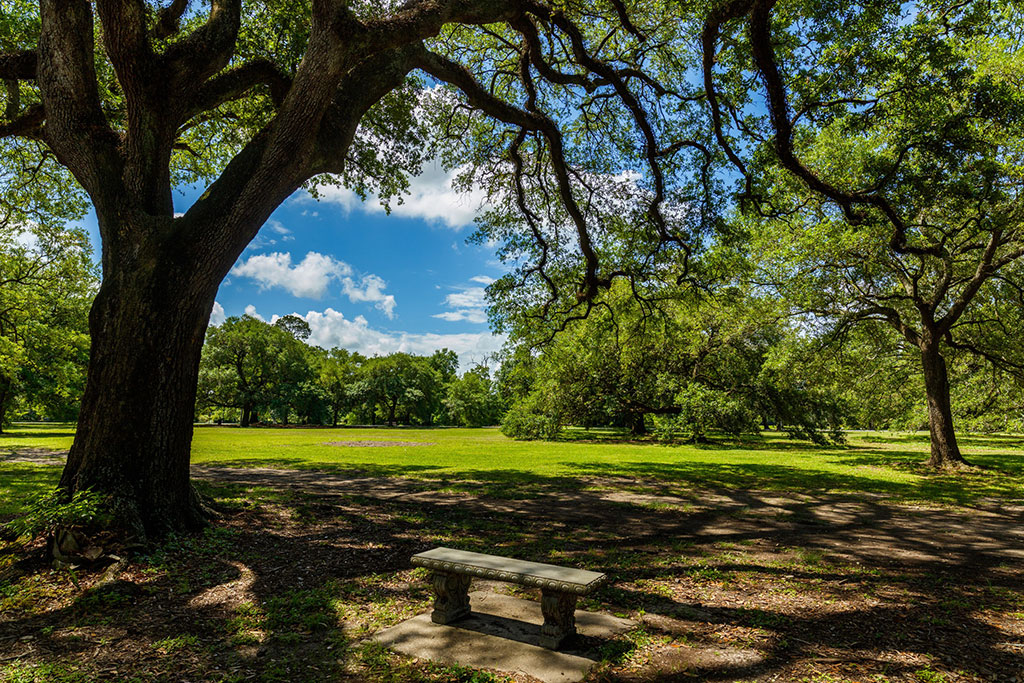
[411,546,608,649]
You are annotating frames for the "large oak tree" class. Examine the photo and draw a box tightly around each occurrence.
[0,0,703,538]
[702,0,1024,468]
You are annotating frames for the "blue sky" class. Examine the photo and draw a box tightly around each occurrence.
[79,162,508,370]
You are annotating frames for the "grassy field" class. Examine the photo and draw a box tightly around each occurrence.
[3,423,1024,513]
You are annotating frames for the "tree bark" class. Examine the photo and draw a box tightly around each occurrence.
[629,413,647,436]
[58,238,219,540]
[0,383,9,434]
[920,341,970,469]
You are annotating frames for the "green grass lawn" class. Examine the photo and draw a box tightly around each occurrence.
[3,423,1024,515]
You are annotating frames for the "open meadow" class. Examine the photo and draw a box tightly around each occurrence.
[2,425,1023,682]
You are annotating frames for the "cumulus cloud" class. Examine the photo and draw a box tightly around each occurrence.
[432,283,489,324]
[341,274,396,319]
[245,306,505,370]
[307,162,488,230]
[244,304,265,321]
[443,287,487,310]
[210,301,226,326]
[231,251,351,299]
[230,252,397,318]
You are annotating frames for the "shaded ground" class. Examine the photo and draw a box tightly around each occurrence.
[2,456,1022,682]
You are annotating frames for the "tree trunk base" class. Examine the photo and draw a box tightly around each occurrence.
[76,480,213,546]
[926,455,979,472]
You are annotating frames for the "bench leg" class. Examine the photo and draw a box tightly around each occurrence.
[429,572,471,624]
[539,589,577,649]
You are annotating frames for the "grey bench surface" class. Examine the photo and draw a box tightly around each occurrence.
[411,547,606,595]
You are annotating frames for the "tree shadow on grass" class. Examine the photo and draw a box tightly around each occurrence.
[1,473,1023,681]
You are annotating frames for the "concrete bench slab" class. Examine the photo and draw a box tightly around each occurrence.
[411,547,608,649]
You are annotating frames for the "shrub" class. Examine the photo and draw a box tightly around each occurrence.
[4,488,107,541]
[500,400,561,440]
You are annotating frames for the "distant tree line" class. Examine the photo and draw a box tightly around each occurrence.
[496,281,1024,443]
[194,315,503,428]
[0,224,97,431]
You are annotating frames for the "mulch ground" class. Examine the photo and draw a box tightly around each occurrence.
[1,459,1022,682]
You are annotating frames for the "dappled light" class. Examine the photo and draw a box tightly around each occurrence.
[3,425,1023,680]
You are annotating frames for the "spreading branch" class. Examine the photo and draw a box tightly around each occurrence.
[0,51,37,80]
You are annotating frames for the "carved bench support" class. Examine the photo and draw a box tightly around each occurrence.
[540,589,578,649]
[429,571,472,624]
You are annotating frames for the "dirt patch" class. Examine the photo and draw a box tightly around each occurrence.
[320,440,436,447]
[0,448,67,464]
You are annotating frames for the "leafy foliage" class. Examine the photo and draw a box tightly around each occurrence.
[0,223,97,428]
[4,488,107,540]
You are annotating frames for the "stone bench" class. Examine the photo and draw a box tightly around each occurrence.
[411,546,608,649]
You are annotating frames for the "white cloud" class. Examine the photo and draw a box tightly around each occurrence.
[341,274,396,319]
[432,284,489,325]
[469,275,495,285]
[13,230,38,251]
[244,304,265,321]
[308,162,489,230]
[267,220,291,235]
[433,309,488,324]
[231,251,351,299]
[443,287,486,309]
[230,251,397,318]
[289,307,506,370]
[210,301,226,326]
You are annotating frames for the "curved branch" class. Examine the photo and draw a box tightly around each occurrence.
[536,6,689,262]
[164,0,242,85]
[414,46,606,301]
[37,0,122,206]
[513,16,597,92]
[154,0,191,39]
[0,51,37,80]
[745,0,940,258]
[362,0,523,53]
[700,0,754,198]
[0,104,44,139]
[185,59,292,121]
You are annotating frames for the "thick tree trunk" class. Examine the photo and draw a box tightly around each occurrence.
[920,342,970,469]
[240,404,252,428]
[630,413,647,436]
[0,383,8,434]
[59,252,218,540]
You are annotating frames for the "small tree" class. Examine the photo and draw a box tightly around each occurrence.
[444,365,502,427]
